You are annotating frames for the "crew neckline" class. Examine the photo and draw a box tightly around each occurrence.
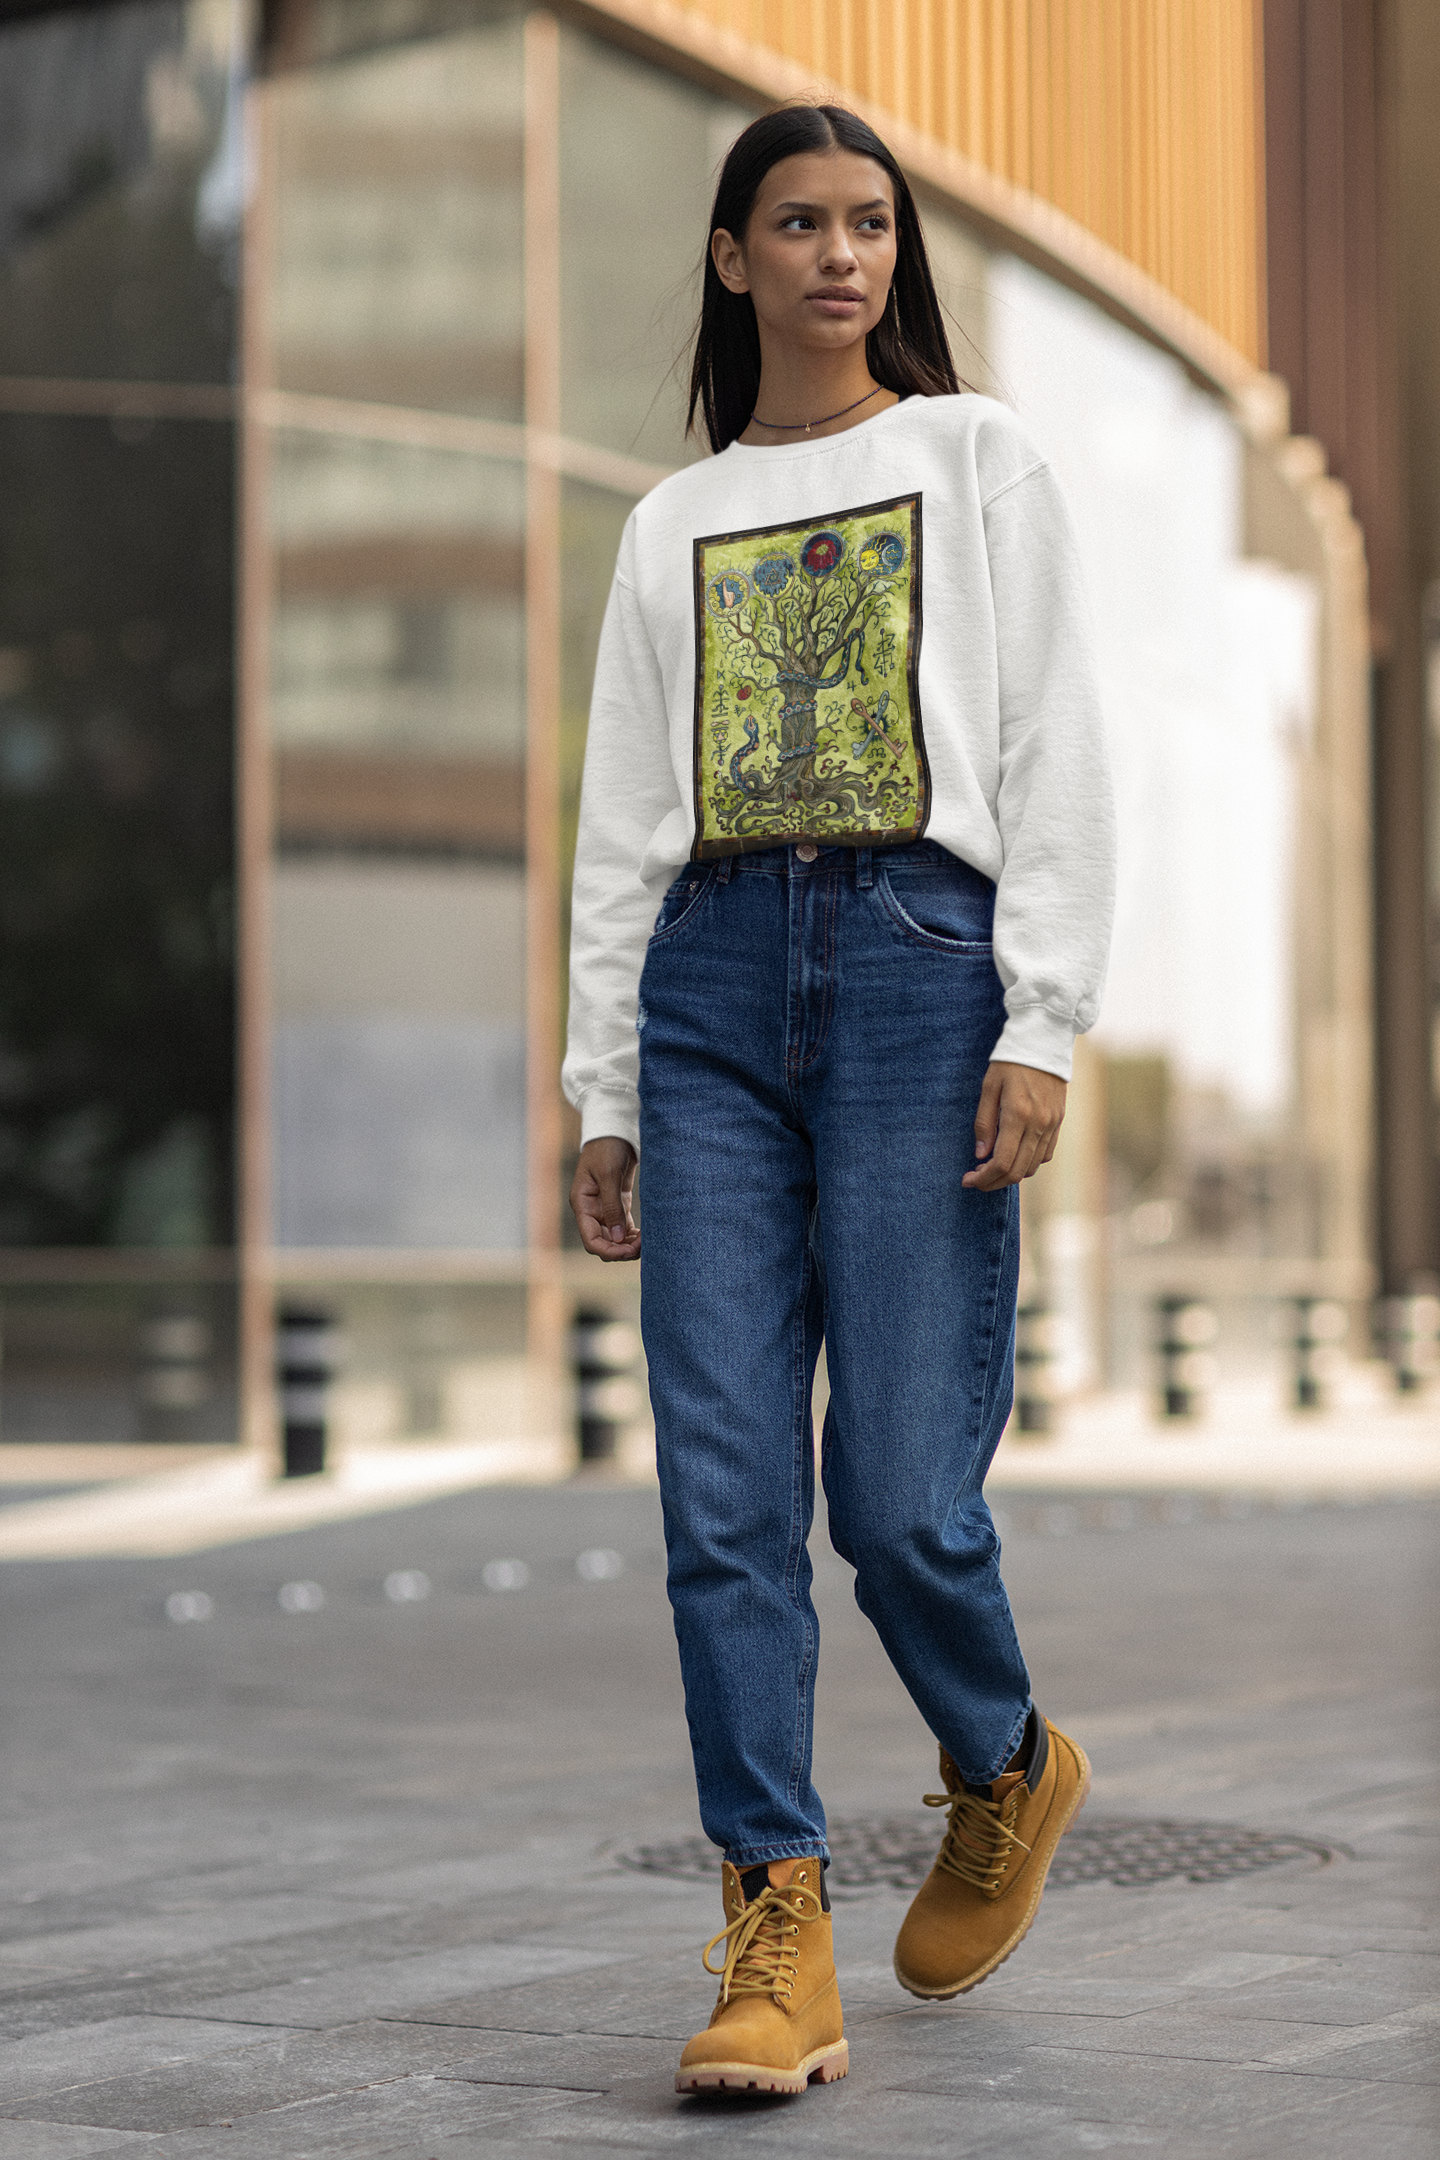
[723,392,921,461]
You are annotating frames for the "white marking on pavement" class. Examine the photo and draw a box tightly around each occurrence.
[163,1592,213,1623]
[482,1559,530,1591]
[384,1570,431,1602]
[278,1580,325,1613]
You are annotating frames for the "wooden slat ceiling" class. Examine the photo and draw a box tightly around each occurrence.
[671,0,1263,367]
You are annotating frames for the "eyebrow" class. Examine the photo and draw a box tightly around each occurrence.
[770,198,892,214]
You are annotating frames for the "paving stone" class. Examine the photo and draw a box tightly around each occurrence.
[391,1954,706,2042]
[435,2029,680,2090]
[0,1898,402,1977]
[0,2018,498,2133]
[531,2080,1118,2157]
[0,2128,157,2158]
[906,2041,1437,2137]
[929,1974,1192,2018]
[0,2016,273,2106]
[136,2071,590,2156]
[1179,1962,1440,2028]
[188,1944,623,2028]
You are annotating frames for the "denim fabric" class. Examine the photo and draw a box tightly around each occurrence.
[637,840,1032,1868]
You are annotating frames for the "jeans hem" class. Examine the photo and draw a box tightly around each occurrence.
[724,1841,831,1868]
[947,1698,1034,1789]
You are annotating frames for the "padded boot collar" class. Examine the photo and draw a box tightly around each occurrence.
[954,1705,1050,1801]
[737,1859,830,1910]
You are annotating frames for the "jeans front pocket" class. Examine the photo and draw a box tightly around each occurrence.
[876,860,995,953]
[648,863,717,945]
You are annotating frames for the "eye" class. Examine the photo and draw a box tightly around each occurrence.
[857,214,890,233]
[780,213,816,232]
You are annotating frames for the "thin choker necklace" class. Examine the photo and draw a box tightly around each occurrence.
[749,384,882,435]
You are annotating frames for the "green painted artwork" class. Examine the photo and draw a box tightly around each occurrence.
[690,491,928,858]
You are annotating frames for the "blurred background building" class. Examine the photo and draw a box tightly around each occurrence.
[0,0,1435,1460]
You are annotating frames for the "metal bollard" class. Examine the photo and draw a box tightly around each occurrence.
[1013,1303,1057,1434]
[1289,1296,1347,1411]
[570,1306,642,1463]
[1155,1295,1217,1419]
[276,1304,339,1478]
[138,1311,212,1422]
[1377,1291,1440,1393]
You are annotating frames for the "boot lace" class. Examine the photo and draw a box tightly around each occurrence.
[702,1881,823,2005]
[924,1784,1032,1895]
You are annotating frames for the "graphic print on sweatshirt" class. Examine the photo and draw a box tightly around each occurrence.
[690,492,928,858]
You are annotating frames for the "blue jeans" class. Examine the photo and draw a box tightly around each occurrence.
[637,840,1031,1868]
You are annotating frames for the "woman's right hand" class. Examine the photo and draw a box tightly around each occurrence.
[569,1137,641,1261]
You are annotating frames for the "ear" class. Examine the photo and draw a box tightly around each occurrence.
[711,226,750,295]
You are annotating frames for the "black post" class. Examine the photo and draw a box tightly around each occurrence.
[1013,1303,1055,1434]
[1289,1295,1347,1411]
[137,1311,212,1432]
[571,1306,641,1463]
[1376,1287,1440,1392]
[1155,1295,1217,1419]
[277,1304,336,1478]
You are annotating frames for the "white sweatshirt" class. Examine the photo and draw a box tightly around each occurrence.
[562,393,1115,1153]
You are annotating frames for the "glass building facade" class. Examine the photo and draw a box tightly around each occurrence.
[0,0,767,1448]
[0,0,240,1438]
[0,0,1346,1450]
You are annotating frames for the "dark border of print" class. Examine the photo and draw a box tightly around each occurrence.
[689,490,929,860]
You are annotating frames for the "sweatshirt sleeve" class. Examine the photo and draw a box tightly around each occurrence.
[561,532,683,1153]
[982,462,1115,1079]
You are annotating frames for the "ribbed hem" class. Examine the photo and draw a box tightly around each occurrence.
[990,1006,1079,1082]
[578,1089,640,1154]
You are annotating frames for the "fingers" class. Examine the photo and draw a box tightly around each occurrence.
[962,1062,1067,1191]
[972,1066,1003,1162]
[569,1138,641,1262]
[964,1096,1036,1189]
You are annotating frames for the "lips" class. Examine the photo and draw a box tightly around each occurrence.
[809,287,865,315]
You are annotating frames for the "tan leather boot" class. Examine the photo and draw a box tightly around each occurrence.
[676,1856,848,2095]
[893,1714,1090,1999]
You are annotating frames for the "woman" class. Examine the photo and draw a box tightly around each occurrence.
[563,104,1114,2097]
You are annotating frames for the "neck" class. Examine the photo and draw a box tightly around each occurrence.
[741,344,895,446]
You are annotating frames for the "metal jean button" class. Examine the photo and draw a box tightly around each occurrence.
[795,842,818,863]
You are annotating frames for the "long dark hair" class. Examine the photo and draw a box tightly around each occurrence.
[687,105,960,454]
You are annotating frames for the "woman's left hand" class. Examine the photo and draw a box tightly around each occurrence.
[962,1061,1067,1190]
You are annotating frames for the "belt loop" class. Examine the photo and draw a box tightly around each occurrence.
[716,854,732,885]
[855,847,873,889]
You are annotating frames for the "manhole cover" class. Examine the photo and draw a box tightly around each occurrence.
[620,1814,1337,1894]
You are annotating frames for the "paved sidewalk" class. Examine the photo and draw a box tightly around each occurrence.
[989,1367,1440,1499]
[0,1476,1435,2157]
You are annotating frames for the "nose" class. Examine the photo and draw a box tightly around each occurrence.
[818,222,858,274]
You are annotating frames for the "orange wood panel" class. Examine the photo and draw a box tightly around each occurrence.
[671,0,1262,363]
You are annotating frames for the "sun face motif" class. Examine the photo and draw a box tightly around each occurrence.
[752,553,795,595]
[799,530,844,578]
[859,532,905,578]
[706,571,751,614]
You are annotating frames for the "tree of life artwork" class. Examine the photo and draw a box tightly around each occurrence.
[690,491,928,858]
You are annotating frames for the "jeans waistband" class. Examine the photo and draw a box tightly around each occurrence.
[708,840,967,880]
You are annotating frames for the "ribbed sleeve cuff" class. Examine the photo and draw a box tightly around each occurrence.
[990,1005,1079,1082]
[578,1089,641,1155]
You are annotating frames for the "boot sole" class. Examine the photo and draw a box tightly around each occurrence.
[893,1740,1092,2002]
[676,2039,849,2095]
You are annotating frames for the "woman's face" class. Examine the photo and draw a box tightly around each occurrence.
[711,148,898,357]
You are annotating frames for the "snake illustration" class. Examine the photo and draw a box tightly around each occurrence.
[728,705,763,795]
